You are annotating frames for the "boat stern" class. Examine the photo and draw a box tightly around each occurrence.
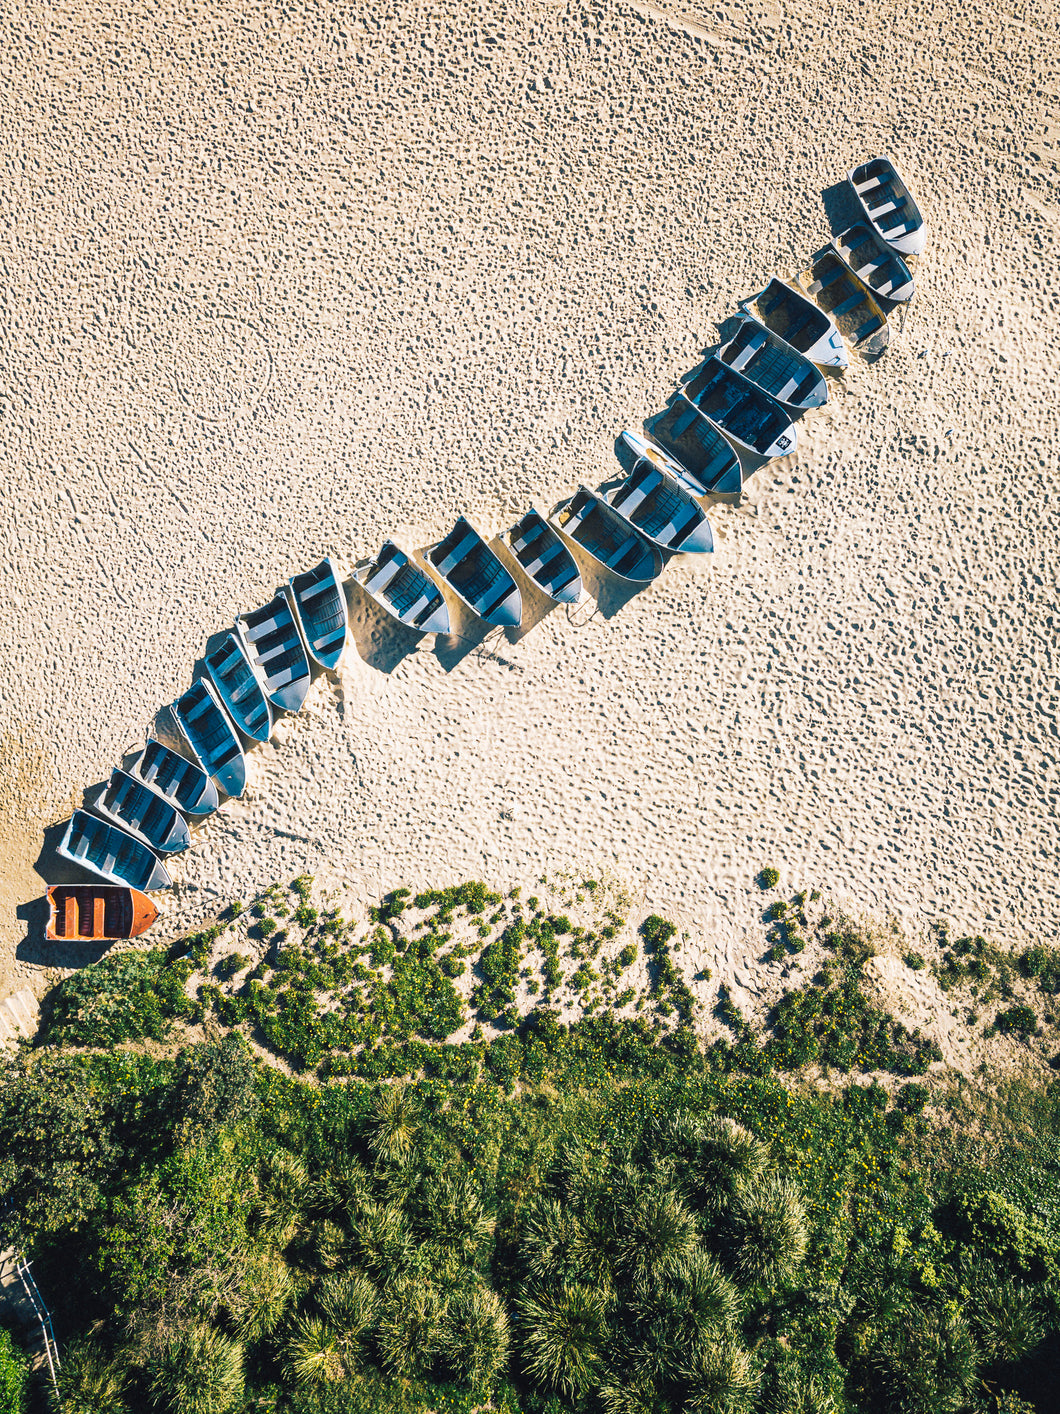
[485,587,522,628]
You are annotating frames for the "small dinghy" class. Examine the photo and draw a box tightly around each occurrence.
[551,488,663,583]
[718,316,828,410]
[740,277,848,369]
[57,810,172,891]
[607,437,714,554]
[204,633,274,743]
[290,557,348,671]
[681,357,797,459]
[831,222,915,303]
[848,156,926,257]
[645,406,744,498]
[504,509,585,605]
[425,517,522,627]
[236,591,312,713]
[47,884,159,941]
[354,540,451,634]
[794,248,889,359]
[172,678,247,799]
[131,738,218,817]
[88,768,191,854]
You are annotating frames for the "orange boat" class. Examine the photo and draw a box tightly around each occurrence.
[46,885,159,942]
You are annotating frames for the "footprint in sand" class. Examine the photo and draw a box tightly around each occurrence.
[164,312,272,425]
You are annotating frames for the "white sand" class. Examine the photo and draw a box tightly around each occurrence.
[1,0,1058,1016]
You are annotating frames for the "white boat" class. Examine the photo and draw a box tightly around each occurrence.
[848,156,926,257]
[172,678,247,799]
[680,357,797,460]
[504,509,585,604]
[718,316,828,410]
[290,557,348,671]
[57,810,172,891]
[551,488,663,584]
[740,277,848,370]
[204,632,274,743]
[831,222,916,302]
[644,409,744,499]
[424,517,522,627]
[237,590,312,713]
[131,739,218,818]
[88,768,191,854]
[354,540,451,634]
[607,438,714,554]
[794,247,889,360]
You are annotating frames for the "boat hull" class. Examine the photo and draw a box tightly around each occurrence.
[505,509,585,605]
[290,556,349,671]
[848,157,926,257]
[426,517,523,627]
[681,356,797,460]
[236,590,313,713]
[718,317,829,410]
[57,810,172,891]
[46,885,159,941]
[131,739,219,818]
[551,488,664,584]
[831,222,915,302]
[354,540,452,634]
[88,768,191,854]
[740,277,848,370]
[205,632,274,743]
[173,678,247,799]
[606,449,714,555]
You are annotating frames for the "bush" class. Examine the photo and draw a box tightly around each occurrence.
[996,1005,1037,1037]
[148,1325,244,1414]
[43,949,192,1047]
[758,868,780,890]
[0,1328,29,1413]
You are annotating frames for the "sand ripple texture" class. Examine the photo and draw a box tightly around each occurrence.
[0,0,1057,989]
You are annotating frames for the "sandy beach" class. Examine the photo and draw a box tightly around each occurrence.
[0,0,1057,1027]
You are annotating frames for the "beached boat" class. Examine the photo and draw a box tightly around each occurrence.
[550,488,663,583]
[718,316,828,410]
[793,248,889,359]
[740,277,848,370]
[354,540,451,634]
[88,768,191,854]
[131,738,218,818]
[57,810,172,891]
[172,678,247,799]
[237,590,313,713]
[644,410,744,498]
[606,444,714,554]
[424,517,522,627]
[46,884,159,941]
[204,632,274,743]
[290,557,348,671]
[504,509,585,605]
[848,156,926,257]
[831,222,915,302]
[680,357,797,460]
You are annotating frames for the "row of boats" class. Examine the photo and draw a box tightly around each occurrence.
[45,156,926,941]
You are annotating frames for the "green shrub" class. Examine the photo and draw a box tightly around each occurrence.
[904,950,926,970]
[758,868,780,890]
[996,1004,1037,1037]
[0,1328,29,1413]
[43,949,192,1047]
[765,902,788,922]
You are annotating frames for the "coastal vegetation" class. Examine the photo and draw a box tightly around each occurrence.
[2,876,1059,1412]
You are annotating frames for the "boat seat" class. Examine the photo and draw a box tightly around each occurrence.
[725,331,765,372]
[64,894,78,937]
[511,523,541,555]
[565,498,595,531]
[245,612,284,641]
[870,198,899,216]
[365,557,403,595]
[435,532,479,577]
[525,541,564,578]
[93,896,106,936]
[406,593,432,625]
[853,173,888,195]
[609,535,642,569]
[832,291,865,317]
